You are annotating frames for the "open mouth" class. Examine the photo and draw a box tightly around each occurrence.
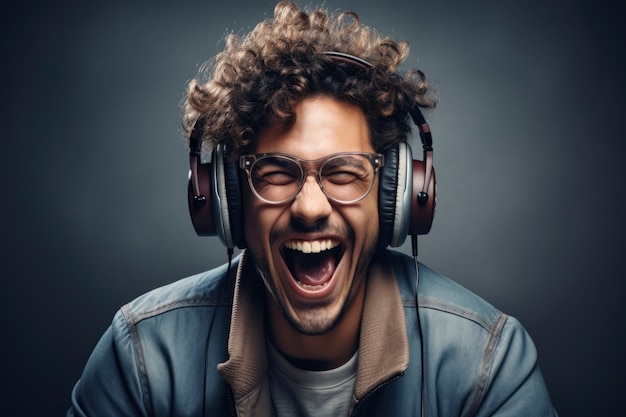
[282,239,344,290]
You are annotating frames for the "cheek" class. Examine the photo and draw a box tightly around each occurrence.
[243,197,264,249]
[344,198,380,246]
[364,208,380,244]
[362,193,380,231]
[242,193,283,252]
[364,188,381,241]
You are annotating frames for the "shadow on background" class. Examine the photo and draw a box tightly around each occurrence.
[1,1,624,415]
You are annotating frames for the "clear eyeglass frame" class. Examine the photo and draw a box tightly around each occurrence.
[239,152,385,205]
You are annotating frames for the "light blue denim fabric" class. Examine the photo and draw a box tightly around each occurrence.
[68,250,557,416]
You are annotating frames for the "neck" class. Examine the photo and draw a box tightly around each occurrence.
[266,285,365,371]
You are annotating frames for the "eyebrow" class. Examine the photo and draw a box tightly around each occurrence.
[255,156,300,172]
[322,156,368,172]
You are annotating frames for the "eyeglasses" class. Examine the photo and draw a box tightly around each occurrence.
[239,152,384,205]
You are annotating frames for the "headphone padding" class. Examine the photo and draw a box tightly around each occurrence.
[212,146,234,248]
[378,145,399,249]
[389,142,412,247]
[223,159,245,248]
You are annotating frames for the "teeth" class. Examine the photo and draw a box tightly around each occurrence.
[285,239,339,254]
[296,280,329,290]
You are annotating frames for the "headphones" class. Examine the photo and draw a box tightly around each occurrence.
[188,52,436,250]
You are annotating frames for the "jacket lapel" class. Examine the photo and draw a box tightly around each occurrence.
[353,253,410,400]
[217,251,273,415]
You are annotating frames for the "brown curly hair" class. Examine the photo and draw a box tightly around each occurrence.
[183,1,437,159]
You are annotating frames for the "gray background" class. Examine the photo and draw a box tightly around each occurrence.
[2,0,625,415]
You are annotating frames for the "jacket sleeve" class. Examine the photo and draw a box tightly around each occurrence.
[473,315,557,417]
[67,310,149,417]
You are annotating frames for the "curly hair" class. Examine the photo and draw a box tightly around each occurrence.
[183,1,437,159]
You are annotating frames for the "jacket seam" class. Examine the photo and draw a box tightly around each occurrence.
[464,312,509,417]
[130,297,231,323]
[418,301,500,334]
[120,304,154,417]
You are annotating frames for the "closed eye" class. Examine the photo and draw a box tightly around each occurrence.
[324,170,362,185]
[253,157,301,186]
[259,170,299,185]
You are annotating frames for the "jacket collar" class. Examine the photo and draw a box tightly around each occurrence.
[354,253,409,399]
[216,252,270,413]
[218,250,409,411]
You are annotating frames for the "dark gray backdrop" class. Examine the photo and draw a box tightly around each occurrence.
[2,1,625,416]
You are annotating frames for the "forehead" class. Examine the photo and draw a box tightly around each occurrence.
[252,96,374,158]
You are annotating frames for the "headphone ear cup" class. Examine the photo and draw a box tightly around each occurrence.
[187,146,245,248]
[188,162,216,236]
[378,142,435,248]
[212,146,246,249]
[409,159,436,236]
[379,142,413,248]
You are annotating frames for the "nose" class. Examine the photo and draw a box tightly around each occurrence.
[290,174,333,224]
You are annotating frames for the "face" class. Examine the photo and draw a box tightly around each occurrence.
[242,96,380,335]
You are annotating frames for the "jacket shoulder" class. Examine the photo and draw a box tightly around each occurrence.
[68,259,237,416]
[385,251,556,416]
[120,256,237,324]
[386,250,502,332]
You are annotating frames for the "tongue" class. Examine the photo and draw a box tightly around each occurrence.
[292,252,336,286]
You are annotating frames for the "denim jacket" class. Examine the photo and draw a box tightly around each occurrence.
[68,250,557,416]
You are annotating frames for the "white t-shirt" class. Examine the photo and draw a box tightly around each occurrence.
[267,340,358,417]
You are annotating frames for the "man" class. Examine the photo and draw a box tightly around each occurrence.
[68,2,557,416]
